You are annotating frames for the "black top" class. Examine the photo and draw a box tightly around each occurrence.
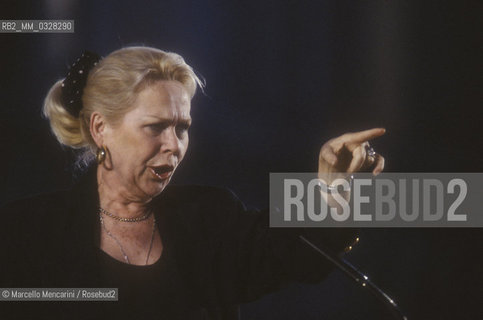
[0,166,357,320]
[96,248,171,319]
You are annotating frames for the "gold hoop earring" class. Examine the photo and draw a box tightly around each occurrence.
[96,146,107,164]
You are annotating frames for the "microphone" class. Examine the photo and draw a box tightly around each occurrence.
[299,235,408,320]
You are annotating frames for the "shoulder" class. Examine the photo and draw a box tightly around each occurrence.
[159,184,246,210]
[155,184,252,237]
[1,189,70,215]
[0,189,72,235]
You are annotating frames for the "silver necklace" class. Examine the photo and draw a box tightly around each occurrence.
[99,207,152,222]
[99,212,156,265]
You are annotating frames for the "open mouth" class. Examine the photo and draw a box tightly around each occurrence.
[149,165,175,180]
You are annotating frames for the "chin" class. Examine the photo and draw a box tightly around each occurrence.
[146,181,170,197]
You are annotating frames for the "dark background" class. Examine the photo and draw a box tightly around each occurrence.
[1,1,482,319]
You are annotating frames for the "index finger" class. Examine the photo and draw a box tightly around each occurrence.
[346,128,386,143]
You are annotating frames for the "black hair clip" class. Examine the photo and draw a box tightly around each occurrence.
[61,50,101,117]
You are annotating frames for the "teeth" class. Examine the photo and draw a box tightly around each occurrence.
[151,167,171,179]
[151,168,163,179]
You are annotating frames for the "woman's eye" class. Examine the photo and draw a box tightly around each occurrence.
[146,124,166,134]
[176,124,190,136]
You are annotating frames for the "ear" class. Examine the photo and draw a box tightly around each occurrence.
[90,112,107,147]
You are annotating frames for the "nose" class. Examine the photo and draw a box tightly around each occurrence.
[160,127,181,156]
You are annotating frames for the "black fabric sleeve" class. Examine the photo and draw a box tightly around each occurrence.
[202,188,358,305]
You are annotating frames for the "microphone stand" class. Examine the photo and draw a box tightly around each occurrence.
[299,235,408,320]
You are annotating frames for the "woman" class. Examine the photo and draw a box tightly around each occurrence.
[0,47,385,319]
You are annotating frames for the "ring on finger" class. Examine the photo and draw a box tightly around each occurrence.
[365,145,376,159]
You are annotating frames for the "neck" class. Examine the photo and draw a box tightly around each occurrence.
[97,166,153,219]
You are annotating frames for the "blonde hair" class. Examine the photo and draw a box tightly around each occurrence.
[43,46,203,167]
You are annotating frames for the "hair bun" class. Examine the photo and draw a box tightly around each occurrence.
[61,50,101,117]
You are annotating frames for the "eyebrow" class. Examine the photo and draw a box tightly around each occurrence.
[143,115,192,124]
